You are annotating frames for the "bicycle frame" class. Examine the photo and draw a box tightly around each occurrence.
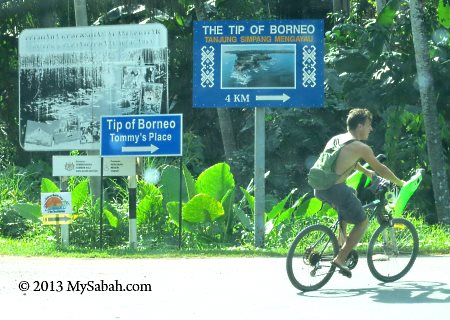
[286,166,423,291]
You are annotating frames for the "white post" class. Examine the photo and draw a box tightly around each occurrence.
[60,176,69,246]
[129,174,137,249]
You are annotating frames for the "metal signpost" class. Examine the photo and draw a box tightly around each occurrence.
[193,20,324,247]
[101,114,183,248]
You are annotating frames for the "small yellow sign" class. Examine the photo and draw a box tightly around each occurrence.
[42,214,72,225]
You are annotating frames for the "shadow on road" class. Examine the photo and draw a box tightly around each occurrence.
[299,281,450,304]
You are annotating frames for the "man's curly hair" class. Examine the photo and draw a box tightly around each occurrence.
[347,108,372,131]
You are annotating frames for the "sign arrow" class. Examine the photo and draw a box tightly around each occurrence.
[121,144,159,153]
[42,214,72,225]
[255,93,291,102]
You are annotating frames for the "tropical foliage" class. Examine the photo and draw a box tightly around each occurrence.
[0,0,449,248]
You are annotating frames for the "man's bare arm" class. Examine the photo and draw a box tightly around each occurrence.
[355,162,375,178]
[359,144,405,187]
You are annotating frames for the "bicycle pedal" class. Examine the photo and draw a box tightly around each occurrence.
[345,250,359,270]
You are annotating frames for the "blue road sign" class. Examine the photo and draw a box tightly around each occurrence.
[101,114,182,157]
[193,20,324,108]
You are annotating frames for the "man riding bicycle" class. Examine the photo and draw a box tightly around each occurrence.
[308,108,405,277]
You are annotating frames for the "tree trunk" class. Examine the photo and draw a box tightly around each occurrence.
[193,0,238,164]
[74,0,88,26]
[333,0,350,14]
[409,0,450,224]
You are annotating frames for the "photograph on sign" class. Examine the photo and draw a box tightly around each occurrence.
[193,20,324,108]
[19,24,168,151]
[221,44,296,88]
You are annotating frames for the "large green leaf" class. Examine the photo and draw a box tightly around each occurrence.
[221,188,236,235]
[438,0,450,28]
[182,194,224,223]
[41,178,60,193]
[183,164,196,200]
[166,201,194,232]
[71,180,89,212]
[296,197,324,218]
[12,203,41,222]
[234,206,253,230]
[221,188,235,216]
[103,208,118,228]
[240,187,255,214]
[136,185,163,225]
[377,0,401,28]
[274,207,296,226]
[195,163,235,201]
[159,165,188,204]
[266,188,297,221]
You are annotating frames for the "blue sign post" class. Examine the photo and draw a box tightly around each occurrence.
[193,20,324,108]
[100,114,182,157]
[193,20,324,247]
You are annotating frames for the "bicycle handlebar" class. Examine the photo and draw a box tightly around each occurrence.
[367,175,391,194]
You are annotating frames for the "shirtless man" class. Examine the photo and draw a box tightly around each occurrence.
[314,108,405,277]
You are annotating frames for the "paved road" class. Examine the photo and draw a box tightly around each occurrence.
[1,255,449,320]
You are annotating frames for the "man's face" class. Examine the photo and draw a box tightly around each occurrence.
[358,119,373,140]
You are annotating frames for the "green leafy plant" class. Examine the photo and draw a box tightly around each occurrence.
[165,162,236,243]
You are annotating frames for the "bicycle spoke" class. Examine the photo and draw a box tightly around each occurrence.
[367,218,419,282]
[287,224,339,291]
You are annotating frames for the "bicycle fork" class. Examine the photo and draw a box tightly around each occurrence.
[379,219,399,259]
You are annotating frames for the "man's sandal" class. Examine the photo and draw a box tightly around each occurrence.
[331,261,352,278]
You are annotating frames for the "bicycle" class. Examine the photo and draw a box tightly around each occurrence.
[286,164,424,292]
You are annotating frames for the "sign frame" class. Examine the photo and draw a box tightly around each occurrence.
[41,192,73,215]
[19,24,169,152]
[52,155,136,177]
[193,19,324,108]
[100,114,183,157]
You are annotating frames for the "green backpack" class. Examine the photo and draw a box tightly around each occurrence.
[308,139,355,190]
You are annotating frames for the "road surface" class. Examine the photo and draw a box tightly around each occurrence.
[1,255,449,320]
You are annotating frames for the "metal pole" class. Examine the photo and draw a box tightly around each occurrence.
[99,157,104,249]
[73,0,88,26]
[178,157,183,249]
[60,176,69,246]
[128,170,137,249]
[254,107,265,248]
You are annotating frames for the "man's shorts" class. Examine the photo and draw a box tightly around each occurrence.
[314,183,366,224]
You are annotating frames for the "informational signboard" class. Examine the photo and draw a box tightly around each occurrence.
[41,192,73,215]
[19,24,168,151]
[193,20,324,108]
[53,156,136,177]
[100,114,182,157]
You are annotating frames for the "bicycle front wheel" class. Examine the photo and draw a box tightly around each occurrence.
[367,218,419,282]
[286,224,339,292]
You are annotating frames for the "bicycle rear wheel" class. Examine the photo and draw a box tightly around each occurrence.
[367,218,419,282]
[286,224,339,291]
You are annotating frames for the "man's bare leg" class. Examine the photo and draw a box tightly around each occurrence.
[333,217,368,266]
[338,221,347,247]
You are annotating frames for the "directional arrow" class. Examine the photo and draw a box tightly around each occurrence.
[42,214,72,225]
[255,93,290,102]
[122,144,159,153]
